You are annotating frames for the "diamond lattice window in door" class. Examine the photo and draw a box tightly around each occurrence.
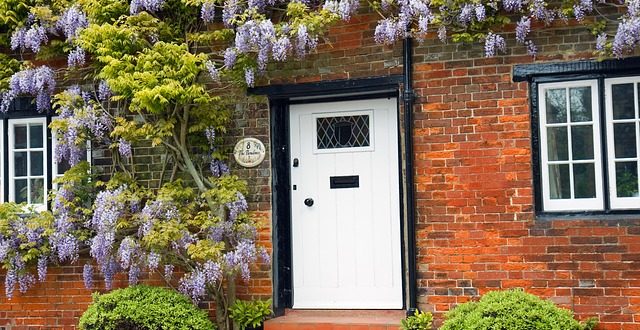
[316,115,370,149]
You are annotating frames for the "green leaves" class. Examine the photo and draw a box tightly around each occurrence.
[440,289,598,330]
[79,285,217,330]
[0,53,21,90]
[401,310,433,330]
[228,299,272,330]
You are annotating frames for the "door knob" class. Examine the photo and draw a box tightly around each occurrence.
[304,198,314,207]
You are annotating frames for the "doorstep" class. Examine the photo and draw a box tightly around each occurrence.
[264,309,405,330]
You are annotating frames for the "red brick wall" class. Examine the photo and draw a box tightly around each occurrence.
[2,9,640,330]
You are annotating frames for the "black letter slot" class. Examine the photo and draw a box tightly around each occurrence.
[330,175,359,189]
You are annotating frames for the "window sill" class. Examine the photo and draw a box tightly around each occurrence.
[536,212,640,225]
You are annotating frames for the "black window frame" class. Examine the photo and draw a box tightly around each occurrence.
[1,96,53,208]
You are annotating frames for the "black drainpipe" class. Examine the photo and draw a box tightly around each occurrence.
[403,36,418,316]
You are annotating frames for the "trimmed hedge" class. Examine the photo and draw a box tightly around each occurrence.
[440,289,597,330]
[79,285,216,330]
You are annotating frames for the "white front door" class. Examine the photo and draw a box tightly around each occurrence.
[290,98,402,309]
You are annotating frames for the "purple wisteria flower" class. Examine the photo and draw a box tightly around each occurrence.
[118,138,132,158]
[57,6,89,41]
[205,60,220,81]
[374,19,402,44]
[503,0,523,12]
[224,48,237,69]
[484,32,506,57]
[5,66,56,113]
[37,257,47,282]
[226,192,248,221]
[515,17,531,44]
[244,67,255,87]
[164,264,174,280]
[324,0,359,21]
[11,25,48,53]
[458,4,474,25]
[205,126,216,145]
[83,264,93,289]
[201,1,216,23]
[147,252,160,270]
[223,0,238,26]
[98,80,112,101]
[613,17,640,57]
[68,47,86,67]
[130,0,166,14]
[596,33,607,52]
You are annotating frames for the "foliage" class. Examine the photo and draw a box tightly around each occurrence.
[78,285,216,330]
[401,310,433,330]
[228,299,272,330]
[439,289,598,330]
[0,54,21,91]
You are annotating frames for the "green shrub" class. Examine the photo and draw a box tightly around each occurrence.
[228,299,272,330]
[78,285,216,330]
[440,289,598,330]
[401,309,433,330]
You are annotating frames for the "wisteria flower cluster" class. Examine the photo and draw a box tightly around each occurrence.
[58,6,89,41]
[0,204,51,299]
[1,66,56,113]
[11,25,48,53]
[130,0,166,14]
[52,86,113,166]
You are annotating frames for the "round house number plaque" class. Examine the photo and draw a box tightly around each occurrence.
[233,138,266,167]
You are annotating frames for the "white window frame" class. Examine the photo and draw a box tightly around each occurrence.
[538,80,604,212]
[8,117,48,211]
[605,77,640,209]
[51,120,92,189]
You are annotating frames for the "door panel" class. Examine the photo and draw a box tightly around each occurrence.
[290,98,402,309]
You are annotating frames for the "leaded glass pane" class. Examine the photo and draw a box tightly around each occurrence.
[317,115,370,149]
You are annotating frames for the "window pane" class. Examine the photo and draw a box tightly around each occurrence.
[616,162,639,197]
[14,179,27,203]
[545,88,567,123]
[14,125,27,149]
[614,123,637,158]
[547,127,569,161]
[569,87,592,122]
[30,124,43,148]
[573,163,596,198]
[549,164,571,199]
[30,179,44,204]
[57,159,71,175]
[612,83,635,119]
[571,126,594,160]
[14,152,27,177]
[31,151,43,176]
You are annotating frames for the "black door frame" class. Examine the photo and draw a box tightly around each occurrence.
[249,75,407,315]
